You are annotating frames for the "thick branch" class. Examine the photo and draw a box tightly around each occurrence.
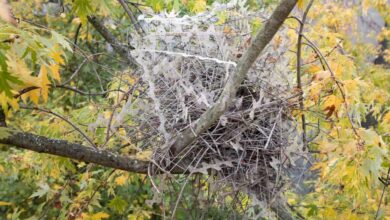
[87,16,139,69]
[170,0,297,155]
[0,130,149,173]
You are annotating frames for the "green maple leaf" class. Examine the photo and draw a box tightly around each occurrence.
[73,0,93,24]
[0,51,23,98]
[108,196,128,214]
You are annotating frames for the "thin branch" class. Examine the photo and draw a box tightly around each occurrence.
[170,0,298,155]
[375,168,390,220]
[14,85,125,99]
[20,106,97,148]
[296,0,314,150]
[55,85,125,96]
[87,16,139,69]
[117,0,144,36]
[73,23,82,51]
[62,57,89,85]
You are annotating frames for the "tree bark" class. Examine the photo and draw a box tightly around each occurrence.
[0,129,150,173]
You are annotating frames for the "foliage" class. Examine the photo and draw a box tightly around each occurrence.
[0,0,389,219]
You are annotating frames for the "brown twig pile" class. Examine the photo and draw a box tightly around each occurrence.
[128,7,302,217]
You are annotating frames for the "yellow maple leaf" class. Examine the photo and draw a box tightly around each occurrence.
[383,112,390,124]
[6,52,39,89]
[136,150,153,161]
[297,0,305,10]
[49,49,65,65]
[49,63,61,82]
[79,212,110,220]
[23,89,40,105]
[90,212,110,220]
[312,70,331,82]
[39,65,51,102]
[307,65,322,74]
[323,95,342,118]
[192,0,206,13]
[115,175,128,186]
[0,201,12,206]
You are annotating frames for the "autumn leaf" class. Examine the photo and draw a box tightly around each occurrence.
[0,51,22,97]
[79,212,110,220]
[0,201,12,206]
[297,0,305,10]
[383,111,390,124]
[6,52,39,89]
[49,63,61,82]
[49,49,65,65]
[39,65,51,102]
[190,0,206,13]
[323,95,342,119]
[136,150,153,161]
[115,175,128,186]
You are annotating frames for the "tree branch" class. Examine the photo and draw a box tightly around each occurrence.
[87,16,139,69]
[0,129,150,173]
[0,108,6,127]
[117,0,144,36]
[170,0,298,155]
[296,0,314,151]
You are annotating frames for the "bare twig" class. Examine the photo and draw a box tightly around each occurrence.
[375,168,390,220]
[20,106,97,148]
[296,0,314,150]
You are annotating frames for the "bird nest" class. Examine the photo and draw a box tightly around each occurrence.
[127,4,302,217]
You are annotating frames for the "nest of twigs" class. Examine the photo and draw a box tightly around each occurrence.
[128,6,302,216]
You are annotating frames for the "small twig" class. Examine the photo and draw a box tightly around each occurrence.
[20,106,96,148]
[62,58,89,85]
[14,85,125,99]
[375,168,390,220]
[73,23,82,51]
[296,0,314,150]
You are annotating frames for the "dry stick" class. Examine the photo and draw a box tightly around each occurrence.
[375,168,390,220]
[170,0,298,155]
[296,0,314,150]
[117,0,144,36]
[301,35,362,141]
[62,58,89,85]
[14,85,125,99]
[20,106,97,148]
